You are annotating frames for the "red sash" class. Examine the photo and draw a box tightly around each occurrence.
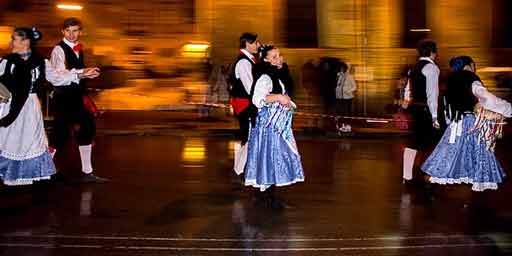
[230,97,249,115]
[83,95,99,115]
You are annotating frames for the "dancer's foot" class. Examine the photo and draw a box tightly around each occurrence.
[77,173,109,184]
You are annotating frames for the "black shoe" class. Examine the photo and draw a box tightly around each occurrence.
[51,172,70,185]
[78,173,109,184]
[269,196,291,210]
[230,171,245,189]
[250,191,265,206]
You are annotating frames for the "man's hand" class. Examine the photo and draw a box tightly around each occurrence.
[79,67,101,79]
[401,100,409,109]
[432,118,440,129]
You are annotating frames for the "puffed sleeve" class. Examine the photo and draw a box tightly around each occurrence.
[472,81,512,117]
[252,74,273,108]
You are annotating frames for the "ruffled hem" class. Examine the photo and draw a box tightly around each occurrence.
[245,177,305,192]
[0,150,56,186]
[429,177,499,192]
[3,176,51,186]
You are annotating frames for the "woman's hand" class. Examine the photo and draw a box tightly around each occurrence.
[265,94,292,108]
[279,94,292,108]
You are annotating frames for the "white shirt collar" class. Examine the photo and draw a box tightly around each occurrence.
[419,56,435,64]
[240,49,255,63]
[63,38,78,48]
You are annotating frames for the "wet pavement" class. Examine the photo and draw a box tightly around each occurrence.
[1,116,512,255]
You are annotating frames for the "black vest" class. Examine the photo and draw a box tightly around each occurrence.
[254,62,285,95]
[446,70,480,121]
[0,53,45,94]
[410,59,432,104]
[229,53,255,98]
[58,41,85,87]
[268,70,284,95]
[0,53,46,127]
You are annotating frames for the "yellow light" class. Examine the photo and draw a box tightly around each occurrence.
[132,50,153,55]
[0,26,13,49]
[478,67,512,72]
[93,46,114,55]
[57,4,83,10]
[182,139,206,162]
[409,28,431,32]
[182,43,209,53]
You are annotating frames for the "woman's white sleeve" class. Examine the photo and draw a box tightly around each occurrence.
[252,75,273,108]
[472,81,512,117]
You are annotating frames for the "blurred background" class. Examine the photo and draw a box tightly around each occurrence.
[0,0,511,118]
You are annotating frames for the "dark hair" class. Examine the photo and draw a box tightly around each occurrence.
[417,39,437,57]
[14,27,42,47]
[62,17,82,30]
[339,62,348,73]
[257,44,276,62]
[449,55,474,72]
[239,32,257,49]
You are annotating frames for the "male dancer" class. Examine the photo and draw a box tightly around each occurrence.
[46,17,108,183]
[403,39,440,183]
[231,33,260,176]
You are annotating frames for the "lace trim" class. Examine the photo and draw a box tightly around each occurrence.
[429,177,499,191]
[245,178,305,192]
[3,176,51,186]
[1,148,47,161]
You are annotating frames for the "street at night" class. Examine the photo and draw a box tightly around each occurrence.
[0,112,511,255]
[2,0,512,255]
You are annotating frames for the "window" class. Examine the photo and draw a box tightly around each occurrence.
[401,0,429,48]
[286,0,318,48]
[492,0,512,48]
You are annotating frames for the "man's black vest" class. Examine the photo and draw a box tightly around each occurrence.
[229,53,255,98]
[409,59,432,105]
[58,41,85,87]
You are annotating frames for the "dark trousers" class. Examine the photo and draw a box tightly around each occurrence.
[407,105,437,151]
[51,91,96,150]
[236,107,256,145]
[335,99,353,117]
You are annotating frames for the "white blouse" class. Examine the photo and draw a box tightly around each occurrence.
[472,81,512,117]
[45,38,84,87]
[0,58,12,76]
[252,74,286,109]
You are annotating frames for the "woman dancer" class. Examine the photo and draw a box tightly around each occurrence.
[0,27,56,185]
[245,45,304,208]
[422,56,511,191]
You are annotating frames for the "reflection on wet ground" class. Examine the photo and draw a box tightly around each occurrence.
[0,133,512,255]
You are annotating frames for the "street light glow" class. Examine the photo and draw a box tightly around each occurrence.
[182,43,210,52]
[57,4,83,10]
[409,28,431,32]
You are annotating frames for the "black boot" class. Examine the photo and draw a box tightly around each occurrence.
[267,186,287,210]
[250,190,265,206]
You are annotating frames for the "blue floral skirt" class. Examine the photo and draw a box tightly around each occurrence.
[422,114,505,191]
[245,103,304,191]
